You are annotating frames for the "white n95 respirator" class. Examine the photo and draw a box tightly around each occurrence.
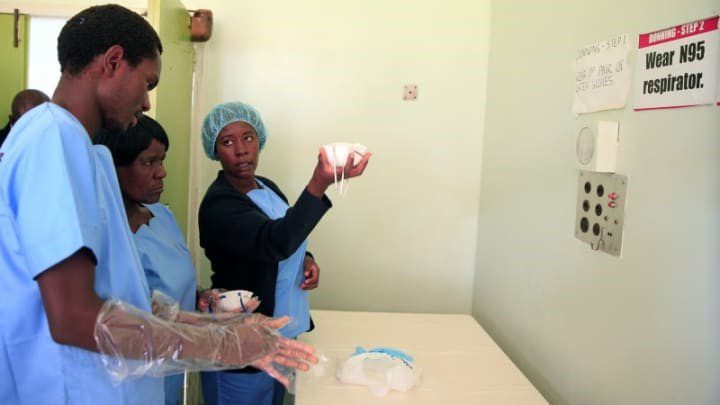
[322,142,368,195]
[336,347,421,397]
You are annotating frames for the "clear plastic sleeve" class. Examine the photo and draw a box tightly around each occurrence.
[94,298,316,386]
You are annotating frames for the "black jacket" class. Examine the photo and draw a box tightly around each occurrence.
[198,171,331,318]
[0,122,11,148]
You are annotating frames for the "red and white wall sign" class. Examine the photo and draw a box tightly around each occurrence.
[634,16,719,111]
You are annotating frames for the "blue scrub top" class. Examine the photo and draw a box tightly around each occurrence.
[0,103,163,404]
[247,179,310,338]
[134,203,197,405]
[135,203,197,312]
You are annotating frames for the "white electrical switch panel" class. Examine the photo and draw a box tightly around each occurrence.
[575,170,628,256]
[403,84,418,101]
[576,121,619,172]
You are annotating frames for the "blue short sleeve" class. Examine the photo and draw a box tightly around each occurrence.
[0,103,161,404]
[136,203,197,312]
[2,104,103,279]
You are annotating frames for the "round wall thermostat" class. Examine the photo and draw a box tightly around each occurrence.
[576,126,595,165]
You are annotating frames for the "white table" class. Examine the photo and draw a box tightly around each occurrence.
[295,310,547,404]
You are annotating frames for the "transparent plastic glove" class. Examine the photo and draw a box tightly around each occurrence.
[247,316,320,387]
[151,290,181,321]
[309,351,330,377]
[181,309,287,328]
[260,348,329,394]
[212,289,261,314]
[146,291,312,387]
[94,300,317,386]
[148,290,309,386]
[152,290,253,326]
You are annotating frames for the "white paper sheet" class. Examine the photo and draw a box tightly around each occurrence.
[573,34,632,114]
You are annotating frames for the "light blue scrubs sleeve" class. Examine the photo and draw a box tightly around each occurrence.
[159,204,186,237]
[8,115,102,279]
[137,203,197,312]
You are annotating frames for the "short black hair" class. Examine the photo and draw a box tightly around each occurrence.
[10,89,50,122]
[93,115,170,166]
[58,4,163,75]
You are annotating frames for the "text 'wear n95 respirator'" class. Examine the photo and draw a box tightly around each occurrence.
[322,143,368,196]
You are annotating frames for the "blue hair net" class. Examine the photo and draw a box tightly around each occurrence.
[201,101,267,160]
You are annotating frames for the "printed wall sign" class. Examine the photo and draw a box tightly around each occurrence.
[573,34,632,114]
[634,16,719,111]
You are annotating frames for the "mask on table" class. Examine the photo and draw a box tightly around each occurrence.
[336,346,421,396]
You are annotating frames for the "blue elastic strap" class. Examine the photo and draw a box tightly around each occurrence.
[353,346,414,364]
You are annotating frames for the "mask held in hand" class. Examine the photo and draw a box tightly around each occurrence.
[322,143,368,196]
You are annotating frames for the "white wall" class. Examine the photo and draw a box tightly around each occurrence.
[27,16,65,97]
[474,1,720,404]
[184,0,492,313]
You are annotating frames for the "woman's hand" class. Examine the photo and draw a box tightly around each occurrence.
[300,255,320,290]
[251,337,317,387]
[248,316,318,387]
[197,289,221,313]
[307,147,371,198]
[198,289,260,314]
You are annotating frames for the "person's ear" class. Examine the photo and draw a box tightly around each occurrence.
[102,45,125,76]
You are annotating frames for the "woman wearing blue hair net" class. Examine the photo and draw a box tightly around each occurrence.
[198,101,371,404]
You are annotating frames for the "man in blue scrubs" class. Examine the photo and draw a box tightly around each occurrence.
[0,5,315,405]
[0,89,50,148]
[0,6,165,402]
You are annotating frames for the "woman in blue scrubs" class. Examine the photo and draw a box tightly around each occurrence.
[198,102,371,405]
[94,116,199,405]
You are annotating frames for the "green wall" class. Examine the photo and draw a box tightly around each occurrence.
[148,0,193,238]
[0,13,28,125]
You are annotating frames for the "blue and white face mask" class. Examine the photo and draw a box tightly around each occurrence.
[336,346,421,396]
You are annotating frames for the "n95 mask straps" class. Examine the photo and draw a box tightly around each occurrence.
[322,142,368,196]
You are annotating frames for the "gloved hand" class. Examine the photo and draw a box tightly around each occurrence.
[248,316,316,387]
[94,299,317,387]
[151,290,181,321]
